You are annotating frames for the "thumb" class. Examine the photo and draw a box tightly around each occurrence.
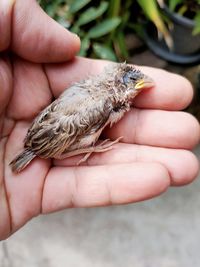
[9,0,80,62]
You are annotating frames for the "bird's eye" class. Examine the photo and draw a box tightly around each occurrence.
[123,71,136,84]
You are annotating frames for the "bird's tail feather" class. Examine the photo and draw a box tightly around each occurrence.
[9,149,36,173]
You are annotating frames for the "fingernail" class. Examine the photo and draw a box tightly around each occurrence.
[71,33,81,52]
[0,0,15,51]
[72,32,80,41]
[2,0,16,8]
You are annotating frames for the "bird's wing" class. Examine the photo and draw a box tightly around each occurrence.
[24,89,113,158]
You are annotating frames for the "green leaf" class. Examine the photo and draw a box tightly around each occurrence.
[76,2,109,26]
[177,5,187,16]
[69,0,92,13]
[193,12,200,35]
[108,0,121,17]
[137,0,173,49]
[70,24,81,35]
[45,3,58,17]
[127,23,144,38]
[88,17,121,38]
[93,43,117,61]
[57,17,70,29]
[116,32,129,59]
[79,38,90,57]
[168,0,182,12]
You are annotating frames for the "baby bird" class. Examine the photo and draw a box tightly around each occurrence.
[10,63,154,172]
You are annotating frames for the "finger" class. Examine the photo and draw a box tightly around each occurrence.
[0,138,12,240]
[45,57,193,110]
[11,0,80,62]
[104,109,200,149]
[0,55,13,114]
[41,163,170,213]
[54,143,199,186]
[135,66,193,110]
[4,121,50,232]
[7,56,52,120]
[0,0,14,51]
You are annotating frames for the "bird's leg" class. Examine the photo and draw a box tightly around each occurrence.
[77,136,123,165]
[93,136,123,151]
[55,137,123,163]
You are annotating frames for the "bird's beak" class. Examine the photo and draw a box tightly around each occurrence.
[135,76,155,90]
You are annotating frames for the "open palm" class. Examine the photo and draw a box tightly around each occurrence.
[0,0,199,240]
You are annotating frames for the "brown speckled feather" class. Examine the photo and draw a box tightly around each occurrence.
[25,86,113,158]
[10,63,154,172]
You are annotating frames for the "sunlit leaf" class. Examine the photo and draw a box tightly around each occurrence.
[77,2,109,26]
[137,0,172,49]
[93,43,117,61]
[88,17,121,38]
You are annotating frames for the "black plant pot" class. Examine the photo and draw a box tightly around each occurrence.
[143,5,200,65]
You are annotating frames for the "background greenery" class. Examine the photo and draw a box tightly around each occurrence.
[38,0,137,61]
[38,0,200,61]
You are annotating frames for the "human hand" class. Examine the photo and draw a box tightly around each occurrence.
[1,0,199,240]
[0,0,80,239]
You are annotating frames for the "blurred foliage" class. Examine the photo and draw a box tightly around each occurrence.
[38,0,134,61]
[38,0,200,60]
[158,0,200,35]
[137,0,200,50]
[137,0,172,49]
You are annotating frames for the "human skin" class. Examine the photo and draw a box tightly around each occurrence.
[0,0,199,240]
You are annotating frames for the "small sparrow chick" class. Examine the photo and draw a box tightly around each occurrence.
[10,63,154,173]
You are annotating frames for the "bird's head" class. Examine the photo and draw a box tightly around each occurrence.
[119,64,154,98]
